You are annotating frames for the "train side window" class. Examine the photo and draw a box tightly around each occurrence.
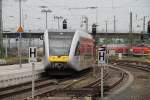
[75,42,80,56]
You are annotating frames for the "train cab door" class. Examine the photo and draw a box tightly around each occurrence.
[73,42,80,69]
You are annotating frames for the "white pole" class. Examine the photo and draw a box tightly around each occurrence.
[101,65,104,100]
[105,21,108,32]
[19,33,22,68]
[98,50,104,100]
[5,35,8,57]
[143,16,146,33]
[17,39,19,56]
[46,12,47,29]
[18,0,22,68]
[32,63,35,99]
[96,8,98,25]
[114,16,116,33]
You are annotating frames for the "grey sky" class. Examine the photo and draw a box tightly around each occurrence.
[2,0,150,33]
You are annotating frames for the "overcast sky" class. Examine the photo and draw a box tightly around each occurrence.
[2,0,150,33]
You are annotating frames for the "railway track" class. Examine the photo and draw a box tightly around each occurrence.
[82,73,109,88]
[34,69,93,98]
[0,69,91,100]
[0,78,58,100]
[33,72,107,98]
[107,60,150,95]
[35,66,126,99]
[0,65,126,100]
[107,60,150,100]
[113,61,150,72]
[36,61,147,99]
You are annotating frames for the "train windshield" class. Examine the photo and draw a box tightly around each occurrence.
[49,32,74,56]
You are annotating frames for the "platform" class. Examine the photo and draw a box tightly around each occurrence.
[0,62,44,88]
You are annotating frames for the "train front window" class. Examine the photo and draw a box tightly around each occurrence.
[49,32,74,56]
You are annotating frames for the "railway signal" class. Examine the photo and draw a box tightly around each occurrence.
[29,47,37,63]
[16,25,24,39]
[148,20,150,33]
[17,25,24,68]
[63,19,67,29]
[92,24,97,38]
[29,47,37,99]
[98,47,106,100]
[98,47,106,64]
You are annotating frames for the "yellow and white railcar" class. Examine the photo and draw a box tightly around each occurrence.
[43,30,94,75]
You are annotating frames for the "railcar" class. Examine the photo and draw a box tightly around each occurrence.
[104,44,150,56]
[107,45,150,56]
[43,30,94,75]
[132,46,150,56]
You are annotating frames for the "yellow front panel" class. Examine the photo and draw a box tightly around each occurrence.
[48,56,69,62]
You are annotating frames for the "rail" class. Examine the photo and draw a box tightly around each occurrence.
[0,65,127,99]
[114,61,150,72]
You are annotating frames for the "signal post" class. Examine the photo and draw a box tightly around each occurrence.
[98,47,106,100]
[29,47,37,99]
[16,25,24,68]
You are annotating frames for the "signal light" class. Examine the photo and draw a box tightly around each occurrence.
[148,21,150,33]
[92,24,97,37]
[63,19,67,29]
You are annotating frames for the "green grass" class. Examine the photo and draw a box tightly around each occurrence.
[123,56,148,62]
[115,55,150,63]
[0,56,28,64]
[0,56,42,64]
[4,56,27,61]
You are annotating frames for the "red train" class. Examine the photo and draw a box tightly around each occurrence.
[106,44,150,56]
